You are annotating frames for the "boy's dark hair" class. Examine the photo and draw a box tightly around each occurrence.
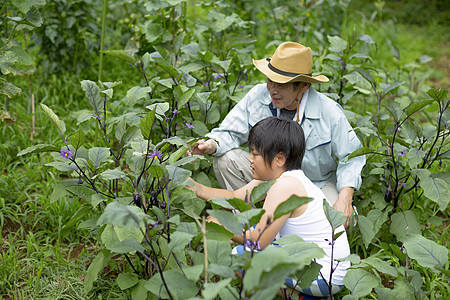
[248,117,305,171]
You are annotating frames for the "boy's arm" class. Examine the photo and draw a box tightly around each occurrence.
[188,179,264,202]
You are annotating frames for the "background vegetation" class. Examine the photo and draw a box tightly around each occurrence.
[1,0,448,299]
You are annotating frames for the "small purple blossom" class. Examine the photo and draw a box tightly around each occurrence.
[93,113,102,120]
[239,84,244,89]
[398,182,406,188]
[205,81,209,87]
[399,150,406,157]
[338,57,344,65]
[245,239,261,251]
[173,109,181,115]
[149,150,162,160]
[397,126,401,132]
[60,149,73,159]
[185,122,194,129]
[215,74,222,79]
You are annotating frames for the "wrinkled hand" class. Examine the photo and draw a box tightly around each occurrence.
[332,187,354,229]
[188,139,217,156]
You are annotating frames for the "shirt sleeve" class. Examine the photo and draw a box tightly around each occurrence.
[331,105,366,191]
[206,89,254,156]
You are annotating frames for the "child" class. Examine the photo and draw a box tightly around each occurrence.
[189,117,350,298]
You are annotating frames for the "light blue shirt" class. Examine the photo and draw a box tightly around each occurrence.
[207,84,365,191]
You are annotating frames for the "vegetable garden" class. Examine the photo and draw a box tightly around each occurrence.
[1,0,449,299]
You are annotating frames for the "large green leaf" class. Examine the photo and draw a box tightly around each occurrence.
[139,107,156,140]
[203,278,233,299]
[110,238,145,254]
[250,180,275,204]
[84,250,110,295]
[402,234,448,269]
[327,35,348,52]
[40,103,66,134]
[205,221,234,241]
[323,200,346,230]
[412,169,449,211]
[145,269,198,299]
[275,235,325,267]
[88,147,110,168]
[97,201,150,228]
[168,231,194,253]
[273,195,313,220]
[116,272,139,290]
[17,144,59,156]
[99,168,126,180]
[126,86,152,106]
[101,50,136,65]
[343,269,379,299]
[389,210,421,239]
[81,80,103,112]
[207,240,232,266]
[358,257,398,277]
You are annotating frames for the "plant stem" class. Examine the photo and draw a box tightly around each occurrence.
[98,0,108,82]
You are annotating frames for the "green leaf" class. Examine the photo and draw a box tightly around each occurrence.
[45,161,78,172]
[88,147,110,168]
[17,144,59,156]
[207,240,232,266]
[71,130,85,150]
[145,269,198,299]
[110,239,145,254]
[381,81,405,97]
[168,231,194,253]
[427,88,448,104]
[375,276,415,300]
[358,34,375,44]
[191,120,209,136]
[390,210,421,239]
[323,200,346,230]
[97,201,150,228]
[348,147,376,159]
[203,278,233,299]
[177,88,196,109]
[403,234,448,269]
[0,81,21,98]
[414,170,449,211]
[81,80,102,112]
[275,235,325,267]
[359,257,398,277]
[250,180,275,204]
[206,209,244,236]
[139,107,156,140]
[116,272,139,290]
[101,50,136,65]
[343,269,379,299]
[273,195,313,220]
[205,221,234,241]
[40,103,66,134]
[84,250,110,295]
[66,185,97,203]
[403,100,434,117]
[99,168,126,180]
[126,86,152,106]
[328,35,348,52]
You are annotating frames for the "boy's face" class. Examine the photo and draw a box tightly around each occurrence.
[249,148,279,181]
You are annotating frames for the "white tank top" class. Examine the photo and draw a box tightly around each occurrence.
[277,170,350,285]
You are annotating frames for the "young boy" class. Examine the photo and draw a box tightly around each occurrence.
[189,117,350,298]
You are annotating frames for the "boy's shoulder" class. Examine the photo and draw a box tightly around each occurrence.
[272,174,306,196]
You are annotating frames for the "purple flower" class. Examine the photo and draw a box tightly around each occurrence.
[239,84,244,89]
[215,74,222,79]
[397,126,401,132]
[399,150,406,157]
[60,149,73,159]
[173,109,181,115]
[245,239,260,251]
[149,150,162,160]
[185,122,194,129]
[398,182,406,188]
[205,82,209,87]
[93,113,102,120]
[338,57,344,65]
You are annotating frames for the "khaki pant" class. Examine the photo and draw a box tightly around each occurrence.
[213,149,339,206]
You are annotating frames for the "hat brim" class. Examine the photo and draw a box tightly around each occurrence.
[253,58,329,84]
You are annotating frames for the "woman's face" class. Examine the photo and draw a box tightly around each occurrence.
[266,79,305,110]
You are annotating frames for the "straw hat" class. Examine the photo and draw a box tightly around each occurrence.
[253,42,329,84]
